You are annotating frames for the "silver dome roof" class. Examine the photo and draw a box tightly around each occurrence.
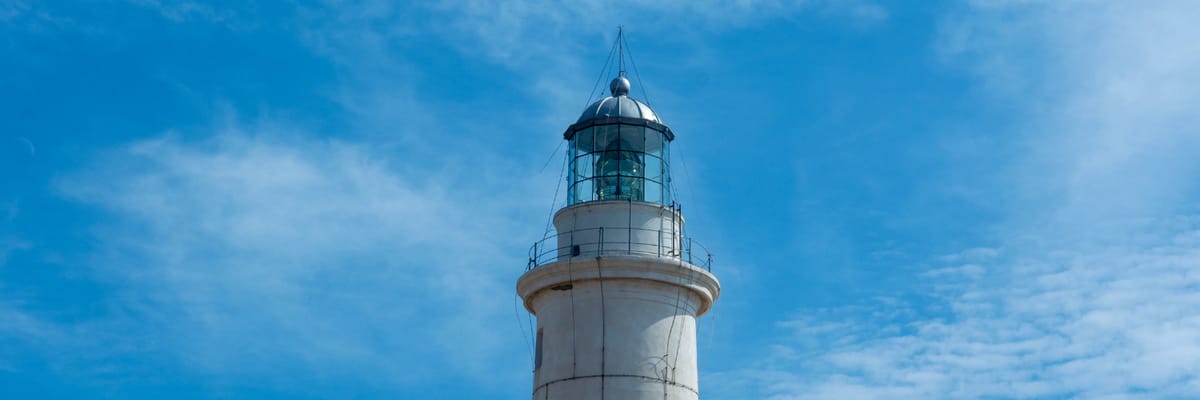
[576,76,660,123]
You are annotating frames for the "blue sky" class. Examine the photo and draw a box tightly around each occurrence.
[3,1,1200,399]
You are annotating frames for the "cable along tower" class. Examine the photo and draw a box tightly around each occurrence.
[518,29,720,400]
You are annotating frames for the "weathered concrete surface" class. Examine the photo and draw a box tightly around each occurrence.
[519,254,720,400]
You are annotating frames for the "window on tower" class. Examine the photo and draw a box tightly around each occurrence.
[534,328,543,370]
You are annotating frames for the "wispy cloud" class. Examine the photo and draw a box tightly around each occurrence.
[415,0,889,125]
[0,0,74,32]
[713,1,1200,398]
[126,0,235,25]
[430,0,888,65]
[724,223,1200,399]
[39,119,548,391]
[0,238,29,267]
[941,0,1200,229]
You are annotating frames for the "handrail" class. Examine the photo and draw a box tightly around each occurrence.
[527,227,713,272]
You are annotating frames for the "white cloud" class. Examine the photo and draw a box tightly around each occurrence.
[0,0,74,32]
[43,121,550,390]
[0,304,55,372]
[127,0,235,24]
[734,226,1200,399]
[0,200,30,266]
[0,0,28,22]
[713,1,1200,399]
[415,0,889,126]
[940,0,1200,232]
[431,0,887,65]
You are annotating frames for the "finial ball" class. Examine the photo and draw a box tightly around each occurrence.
[610,76,631,96]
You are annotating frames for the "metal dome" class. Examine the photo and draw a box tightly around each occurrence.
[576,76,660,123]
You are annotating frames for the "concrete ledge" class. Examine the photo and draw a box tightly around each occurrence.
[517,255,721,316]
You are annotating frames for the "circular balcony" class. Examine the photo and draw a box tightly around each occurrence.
[527,227,713,272]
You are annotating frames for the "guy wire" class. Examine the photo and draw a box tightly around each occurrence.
[513,293,534,367]
[623,34,655,110]
[582,34,621,110]
[542,147,569,238]
[597,257,608,400]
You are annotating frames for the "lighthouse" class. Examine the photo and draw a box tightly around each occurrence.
[518,38,721,400]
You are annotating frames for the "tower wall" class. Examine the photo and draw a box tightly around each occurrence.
[551,201,684,261]
[518,257,718,400]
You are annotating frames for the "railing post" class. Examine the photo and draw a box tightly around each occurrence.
[627,223,632,255]
[529,241,537,271]
[658,229,663,258]
[687,239,693,265]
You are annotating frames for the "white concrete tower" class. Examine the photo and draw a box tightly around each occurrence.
[518,46,720,399]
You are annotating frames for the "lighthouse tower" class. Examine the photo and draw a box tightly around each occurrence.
[518,46,721,399]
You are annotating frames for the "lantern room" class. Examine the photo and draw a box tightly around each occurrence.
[564,75,675,206]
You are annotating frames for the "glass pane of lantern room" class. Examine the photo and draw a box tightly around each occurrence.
[575,153,594,181]
[574,127,594,153]
[644,180,662,203]
[567,137,577,184]
[662,141,670,180]
[646,154,662,182]
[619,151,644,178]
[594,125,619,152]
[597,175,619,199]
[620,125,645,152]
[575,178,593,203]
[619,177,644,201]
[567,178,575,204]
[595,150,619,178]
[661,141,671,205]
[645,129,663,158]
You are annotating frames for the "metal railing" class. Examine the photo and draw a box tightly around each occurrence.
[527,227,713,272]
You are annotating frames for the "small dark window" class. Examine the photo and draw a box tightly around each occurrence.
[535,329,544,370]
